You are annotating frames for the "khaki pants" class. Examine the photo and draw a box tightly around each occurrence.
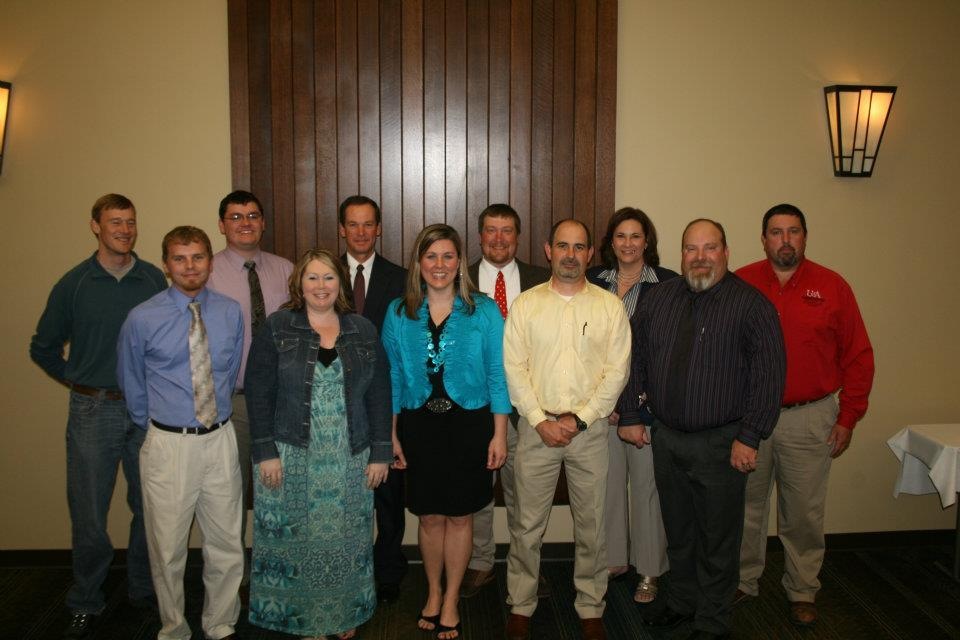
[604,425,668,576]
[507,416,608,619]
[469,422,518,571]
[140,422,244,640]
[739,396,838,603]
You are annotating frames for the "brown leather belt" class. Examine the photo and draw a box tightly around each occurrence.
[71,383,123,401]
[782,393,831,410]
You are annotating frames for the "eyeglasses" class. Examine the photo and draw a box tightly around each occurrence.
[224,212,263,222]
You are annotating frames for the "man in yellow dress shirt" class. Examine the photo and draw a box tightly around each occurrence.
[503,219,631,640]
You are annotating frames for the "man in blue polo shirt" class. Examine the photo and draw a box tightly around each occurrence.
[118,226,244,640]
[30,193,166,640]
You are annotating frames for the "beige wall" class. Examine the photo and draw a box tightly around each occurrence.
[0,0,956,550]
[0,1,233,548]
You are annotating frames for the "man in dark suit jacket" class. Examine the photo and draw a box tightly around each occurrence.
[338,195,408,602]
[461,204,551,598]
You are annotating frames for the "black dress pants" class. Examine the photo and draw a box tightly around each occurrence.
[651,421,747,635]
[374,469,408,585]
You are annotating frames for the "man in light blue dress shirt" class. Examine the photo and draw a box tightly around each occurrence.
[118,226,244,640]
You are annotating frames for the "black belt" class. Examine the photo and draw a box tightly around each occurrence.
[782,394,831,410]
[71,383,123,401]
[151,419,228,435]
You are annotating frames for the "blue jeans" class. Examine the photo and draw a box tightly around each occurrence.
[65,390,154,613]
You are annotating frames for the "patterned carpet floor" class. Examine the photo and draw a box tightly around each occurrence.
[2,537,958,639]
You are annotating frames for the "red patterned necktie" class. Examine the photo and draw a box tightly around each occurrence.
[494,270,508,318]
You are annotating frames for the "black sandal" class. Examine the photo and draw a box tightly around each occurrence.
[417,612,440,631]
[436,621,462,639]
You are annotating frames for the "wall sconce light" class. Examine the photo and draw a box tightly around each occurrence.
[0,81,10,176]
[823,85,896,177]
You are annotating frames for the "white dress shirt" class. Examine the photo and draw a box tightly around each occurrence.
[477,258,521,311]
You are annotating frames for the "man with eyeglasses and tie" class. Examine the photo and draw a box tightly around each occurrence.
[118,226,245,640]
[208,190,293,579]
[461,204,549,599]
[337,194,409,602]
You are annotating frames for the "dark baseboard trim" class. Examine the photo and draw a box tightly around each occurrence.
[2,529,953,567]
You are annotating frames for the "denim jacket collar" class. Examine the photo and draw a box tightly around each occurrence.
[287,309,362,336]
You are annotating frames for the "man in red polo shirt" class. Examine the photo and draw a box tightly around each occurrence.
[735,203,874,628]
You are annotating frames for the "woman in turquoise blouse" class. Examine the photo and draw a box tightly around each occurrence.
[381,224,510,640]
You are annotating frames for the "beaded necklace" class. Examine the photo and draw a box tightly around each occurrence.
[425,318,454,373]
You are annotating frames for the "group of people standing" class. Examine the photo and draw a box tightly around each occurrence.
[31,190,873,640]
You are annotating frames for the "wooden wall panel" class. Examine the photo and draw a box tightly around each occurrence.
[229,0,617,268]
[487,0,512,208]
[551,0,575,229]
[509,0,532,243]
[465,0,489,262]
[291,0,317,257]
[400,0,424,257]
[444,0,468,235]
[530,0,554,264]
[335,0,360,200]
[422,0,446,226]
[244,0,274,247]
[357,0,381,204]
[268,0,295,257]
[378,0,404,265]
[573,0,597,236]
[313,0,339,256]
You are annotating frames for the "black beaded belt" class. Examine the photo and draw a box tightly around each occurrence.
[71,383,123,401]
[151,419,228,435]
[782,394,831,410]
[425,398,453,413]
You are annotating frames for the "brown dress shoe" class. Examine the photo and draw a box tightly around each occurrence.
[580,617,606,640]
[506,613,531,640]
[789,601,817,627]
[732,588,752,606]
[460,567,496,598]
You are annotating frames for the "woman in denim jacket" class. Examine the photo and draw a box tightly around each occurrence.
[244,249,391,640]
[381,224,510,640]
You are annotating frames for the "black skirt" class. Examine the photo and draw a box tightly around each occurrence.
[398,403,493,517]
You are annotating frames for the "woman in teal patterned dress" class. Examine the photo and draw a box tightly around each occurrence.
[244,249,393,640]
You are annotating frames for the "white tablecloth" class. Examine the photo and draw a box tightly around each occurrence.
[888,424,960,508]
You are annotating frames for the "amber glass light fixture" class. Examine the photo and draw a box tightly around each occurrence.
[823,85,896,177]
[0,81,10,175]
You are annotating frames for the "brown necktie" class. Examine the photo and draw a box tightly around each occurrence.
[188,301,219,427]
[244,260,266,336]
[353,264,366,315]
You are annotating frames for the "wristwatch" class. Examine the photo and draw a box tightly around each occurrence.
[573,414,588,431]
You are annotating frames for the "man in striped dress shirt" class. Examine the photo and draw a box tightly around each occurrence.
[632,219,785,640]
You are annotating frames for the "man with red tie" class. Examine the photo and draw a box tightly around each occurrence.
[460,204,550,598]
